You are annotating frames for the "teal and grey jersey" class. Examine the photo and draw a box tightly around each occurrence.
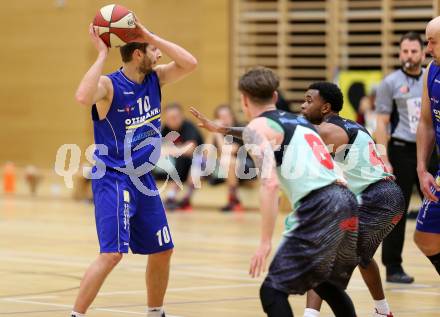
[375,68,424,142]
[326,115,393,196]
[259,110,339,232]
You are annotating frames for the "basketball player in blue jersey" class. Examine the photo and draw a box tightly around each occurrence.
[71,18,197,317]
[300,82,405,317]
[192,67,359,317]
[414,16,440,276]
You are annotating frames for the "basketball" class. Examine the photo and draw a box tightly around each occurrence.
[93,4,137,47]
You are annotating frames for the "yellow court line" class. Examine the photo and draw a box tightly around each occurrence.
[126,114,161,130]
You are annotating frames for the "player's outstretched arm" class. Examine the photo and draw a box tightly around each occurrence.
[134,19,197,86]
[190,107,244,139]
[75,24,112,107]
[417,63,440,201]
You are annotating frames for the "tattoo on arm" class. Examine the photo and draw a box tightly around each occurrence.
[224,126,245,139]
[222,119,281,140]
[243,128,265,171]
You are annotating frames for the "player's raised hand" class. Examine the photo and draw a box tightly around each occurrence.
[89,23,108,55]
[418,170,440,202]
[190,107,225,134]
[249,242,271,278]
[131,14,154,43]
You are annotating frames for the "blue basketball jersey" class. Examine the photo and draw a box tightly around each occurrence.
[427,63,440,164]
[92,69,162,171]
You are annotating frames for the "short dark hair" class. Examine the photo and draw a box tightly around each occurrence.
[120,42,148,63]
[164,102,183,112]
[238,67,279,105]
[308,82,344,112]
[400,31,423,49]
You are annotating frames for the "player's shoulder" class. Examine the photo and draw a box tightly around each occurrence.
[317,121,334,136]
[319,120,347,135]
[247,116,268,130]
[336,115,358,127]
[101,70,121,89]
[100,75,112,85]
[245,117,284,144]
[105,69,121,80]
[317,121,347,144]
[98,76,113,95]
[245,117,277,136]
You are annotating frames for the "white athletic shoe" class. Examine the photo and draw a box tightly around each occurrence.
[373,309,394,317]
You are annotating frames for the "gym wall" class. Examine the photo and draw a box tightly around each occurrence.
[0,0,230,167]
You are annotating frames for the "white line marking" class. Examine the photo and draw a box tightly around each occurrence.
[392,289,440,296]
[99,283,260,296]
[96,307,182,317]
[121,266,259,282]
[3,298,183,317]
[3,295,58,300]
[3,298,71,308]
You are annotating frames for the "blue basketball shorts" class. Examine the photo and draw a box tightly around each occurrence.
[417,174,440,234]
[92,168,174,254]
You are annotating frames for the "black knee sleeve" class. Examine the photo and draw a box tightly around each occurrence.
[313,282,356,317]
[427,253,440,275]
[259,284,293,317]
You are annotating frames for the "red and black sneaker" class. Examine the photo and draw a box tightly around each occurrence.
[220,201,244,212]
[177,198,193,212]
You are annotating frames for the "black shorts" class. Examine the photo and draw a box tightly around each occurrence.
[263,183,359,295]
[174,156,192,182]
[357,179,405,267]
[152,156,192,183]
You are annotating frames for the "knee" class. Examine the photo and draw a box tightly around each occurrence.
[260,284,275,313]
[358,257,372,270]
[415,240,438,256]
[150,248,174,262]
[414,232,422,249]
[414,232,440,255]
[101,252,123,267]
[259,284,287,313]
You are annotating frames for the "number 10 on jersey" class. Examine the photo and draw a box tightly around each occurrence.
[137,96,151,115]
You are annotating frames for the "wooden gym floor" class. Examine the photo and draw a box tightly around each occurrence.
[0,184,439,317]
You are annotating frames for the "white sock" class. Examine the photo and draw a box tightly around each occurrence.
[374,299,390,314]
[304,308,320,317]
[147,306,164,317]
[71,312,85,317]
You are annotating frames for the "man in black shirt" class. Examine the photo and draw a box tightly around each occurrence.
[161,103,203,211]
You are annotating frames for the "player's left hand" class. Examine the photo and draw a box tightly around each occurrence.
[190,107,226,134]
[418,170,440,202]
[249,242,271,278]
[132,14,155,43]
